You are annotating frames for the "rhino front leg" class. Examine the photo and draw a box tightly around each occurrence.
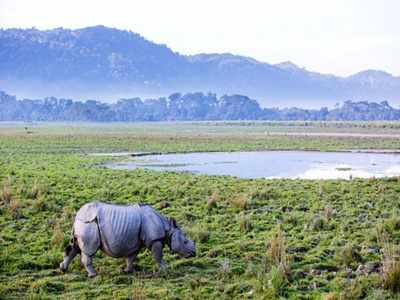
[124,251,139,273]
[151,241,166,270]
[81,253,97,278]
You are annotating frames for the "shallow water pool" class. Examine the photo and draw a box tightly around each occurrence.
[105,151,400,179]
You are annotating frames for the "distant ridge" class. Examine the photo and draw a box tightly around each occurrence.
[0,25,399,106]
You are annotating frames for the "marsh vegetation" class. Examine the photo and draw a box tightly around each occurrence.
[1,122,400,299]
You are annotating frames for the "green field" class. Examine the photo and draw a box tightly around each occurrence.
[1,122,400,299]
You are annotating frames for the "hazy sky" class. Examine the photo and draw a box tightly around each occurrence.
[1,0,399,76]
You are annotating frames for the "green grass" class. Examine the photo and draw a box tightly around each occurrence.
[1,122,400,299]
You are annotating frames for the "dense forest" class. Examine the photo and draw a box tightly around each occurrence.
[1,90,399,121]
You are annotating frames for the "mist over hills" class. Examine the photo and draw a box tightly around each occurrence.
[1,25,399,107]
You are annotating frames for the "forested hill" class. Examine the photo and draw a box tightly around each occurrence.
[1,26,400,106]
[1,90,399,121]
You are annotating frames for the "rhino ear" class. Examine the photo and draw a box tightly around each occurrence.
[170,217,177,228]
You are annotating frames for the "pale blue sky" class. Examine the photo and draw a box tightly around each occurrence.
[1,0,398,76]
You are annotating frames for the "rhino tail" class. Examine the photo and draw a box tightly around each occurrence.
[64,227,81,256]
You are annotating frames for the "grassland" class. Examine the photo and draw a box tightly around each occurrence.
[1,121,400,299]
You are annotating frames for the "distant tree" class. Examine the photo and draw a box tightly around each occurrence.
[0,90,399,122]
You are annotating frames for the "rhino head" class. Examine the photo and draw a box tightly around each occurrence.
[168,218,196,258]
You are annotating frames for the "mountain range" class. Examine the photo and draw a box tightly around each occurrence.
[1,25,399,107]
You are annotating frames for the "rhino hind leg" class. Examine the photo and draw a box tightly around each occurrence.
[81,253,97,278]
[60,242,80,273]
[74,220,100,277]
[124,251,139,273]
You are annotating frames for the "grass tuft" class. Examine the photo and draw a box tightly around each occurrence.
[218,258,231,279]
[51,222,64,248]
[231,194,250,210]
[9,198,22,219]
[267,225,291,277]
[189,225,211,243]
[131,280,146,300]
[379,230,400,292]
[207,191,219,211]
[28,179,42,199]
[324,205,334,221]
[268,265,287,296]
[339,242,362,267]
[0,176,12,204]
[322,292,339,300]
[239,213,253,233]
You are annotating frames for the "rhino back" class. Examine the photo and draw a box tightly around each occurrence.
[97,203,142,257]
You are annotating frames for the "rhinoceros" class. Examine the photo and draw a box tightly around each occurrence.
[59,202,196,277]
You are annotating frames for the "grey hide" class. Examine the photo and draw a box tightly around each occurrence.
[60,201,196,277]
[75,202,170,257]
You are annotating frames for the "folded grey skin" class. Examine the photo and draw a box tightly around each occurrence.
[60,201,196,277]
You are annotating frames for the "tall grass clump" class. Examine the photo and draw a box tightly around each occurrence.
[268,265,287,296]
[338,242,361,267]
[9,198,22,219]
[218,258,231,279]
[51,222,64,249]
[207,191,219,211]
[0,176,12,204]
[189,225,210,243]
[324,205,334,222]
[378,229,400,292]
[231,194,250,210]
[29,179,42,199]
[131,280,146,300]
[267,225,291,277]
[239,213,253,233]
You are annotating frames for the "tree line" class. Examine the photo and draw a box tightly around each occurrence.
[1,90,399,122]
